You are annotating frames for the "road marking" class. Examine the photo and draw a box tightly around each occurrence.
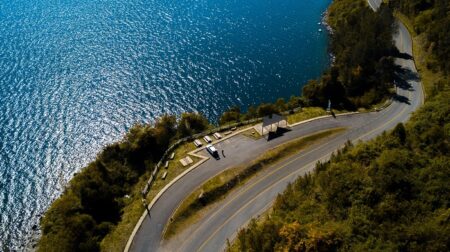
[174,10,422,251]
[196,157,324,252]
[187,89,416,251]
[220,198,275,252]
[175,129,347,250]
[356,89,412,141]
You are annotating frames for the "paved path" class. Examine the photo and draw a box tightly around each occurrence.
[129,1,423,251]
[368,0,383,11]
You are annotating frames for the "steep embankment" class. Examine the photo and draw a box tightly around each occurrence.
[229,1,449,251]
[129,0,428,251]
[230,87,449,252]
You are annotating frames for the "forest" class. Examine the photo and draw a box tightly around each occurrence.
[38,113,209,251]
[388,0,450,74]
[230,81,449,252]
[229,1,450,251]
[38,0,448,251]
[302,0,397,109]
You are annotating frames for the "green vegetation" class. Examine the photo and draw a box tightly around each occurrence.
[164,128,346,239]
[230,88,449,251]
[286,107,328,125]
[388,0,450,75]
[99,142,198,252]
[38,113,209,251]
[39,0,449,250]
[303,0,397,109]
[219,96,303,125]
[219,100,338,129]
[229,2,450,247]
[241,128,263,140]
[389,1,449,98]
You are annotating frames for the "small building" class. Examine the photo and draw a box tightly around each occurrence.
[255,114,288,138]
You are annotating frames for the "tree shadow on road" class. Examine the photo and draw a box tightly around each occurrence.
[393,65,418,91]
[393,50,414,60]
[392,94,411,105]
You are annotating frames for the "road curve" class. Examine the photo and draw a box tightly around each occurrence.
[367,0,383,11]
[129,2,423,251]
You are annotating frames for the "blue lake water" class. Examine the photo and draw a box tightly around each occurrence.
[0,0,330,248]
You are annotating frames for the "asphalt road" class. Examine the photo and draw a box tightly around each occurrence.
[368,0,383,11]
[129,2,423,251]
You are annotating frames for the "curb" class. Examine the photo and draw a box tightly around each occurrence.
[124,111,372,251]
[125,3,424,250]
[124,157,208,252]
[124,126,254,252]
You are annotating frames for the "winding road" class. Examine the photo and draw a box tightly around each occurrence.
[128,1,424,251]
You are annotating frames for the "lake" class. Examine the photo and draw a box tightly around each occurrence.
[0,0,330,248]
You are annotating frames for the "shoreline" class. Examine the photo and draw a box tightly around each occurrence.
[2,0,334,250]
[35,0,402,250]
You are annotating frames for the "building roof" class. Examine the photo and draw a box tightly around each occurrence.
[262,114,286,128]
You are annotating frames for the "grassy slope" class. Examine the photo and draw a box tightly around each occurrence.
[164,128,346,239]
[100,142,198,252]
[99,108,348,251]
[229,88,449,252]
[394,11,448,99]
[228,5,450,251]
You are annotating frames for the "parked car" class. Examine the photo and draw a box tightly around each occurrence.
[213,132,222,139]
[194,139,203,147]
[203,135,213,143]
[206,144,219,159]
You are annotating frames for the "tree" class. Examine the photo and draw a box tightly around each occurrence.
[257,103,279,117]
[177,112,209,137]
[302,1,396,108]
[241,105,257,120]
[392,123,407,144]
[219,106,241,125]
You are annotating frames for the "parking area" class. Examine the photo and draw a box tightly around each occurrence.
[190,117,342,172]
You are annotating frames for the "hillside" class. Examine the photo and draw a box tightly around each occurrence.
[302,0,397,109]
[37,0,447,251]
[230,90,449,251]
[229,1,450,251]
